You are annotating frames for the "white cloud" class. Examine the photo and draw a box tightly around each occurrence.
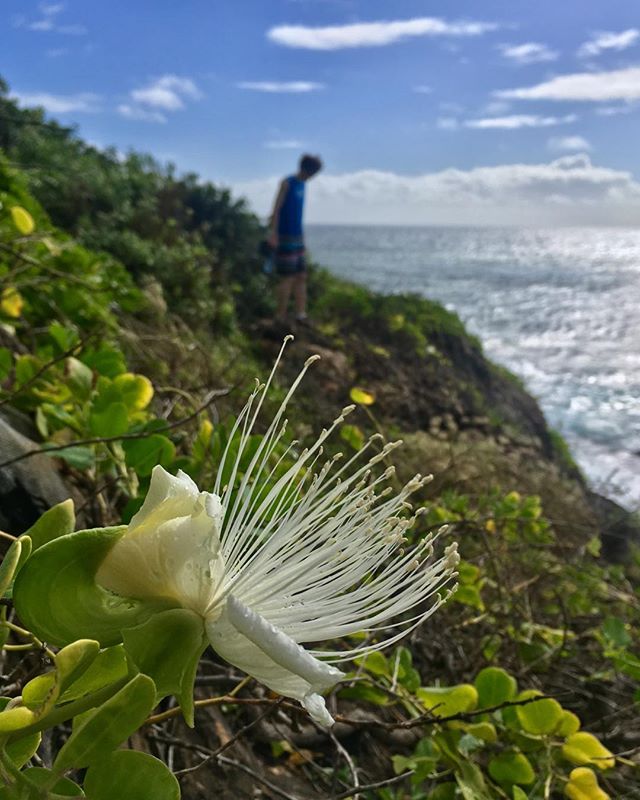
[437,117,459,130]
[496,66,640,102]
[264,139,305,149]
[117,104,167,124]
[16,3,87,35]
[413,85,433,94]
[548,135,592,152]
[595,103,637,116]
[578,29,640,58]
[237,81,324,93]
[267,17,498,50]
[482,100,510,115]
[12,91,100,113]
[131,75,202,110]
[119,76,201,122]
[234,155,640,226]
[465,113,577,129]
[499,42,558,64]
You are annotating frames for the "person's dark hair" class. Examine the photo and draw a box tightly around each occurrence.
[299,154,323,178]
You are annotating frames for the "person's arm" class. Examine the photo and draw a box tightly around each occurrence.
[268,179,288,246]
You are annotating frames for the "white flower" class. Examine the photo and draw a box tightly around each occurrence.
[97,343,459,726]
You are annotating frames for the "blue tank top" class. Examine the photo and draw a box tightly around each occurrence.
[278,176,305,238]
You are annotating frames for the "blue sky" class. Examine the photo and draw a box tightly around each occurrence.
[3,1,640,224]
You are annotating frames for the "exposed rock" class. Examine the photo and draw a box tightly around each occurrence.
[0,416,71,535]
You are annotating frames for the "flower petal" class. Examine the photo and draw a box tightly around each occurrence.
[206,597,344,726]
[96,467,225,614]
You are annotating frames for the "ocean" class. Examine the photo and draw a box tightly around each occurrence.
[306,225,640,510]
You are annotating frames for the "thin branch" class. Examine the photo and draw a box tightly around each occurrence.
[215,755,303,800]
[0,335,95,409]
[175,699,284,778]
[0,388,229,470]
[332,771,414,800]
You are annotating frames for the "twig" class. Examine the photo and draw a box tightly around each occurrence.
[145,676,251,725]
[175,699,284,778]
[0,388,229,470]
[0,334,95,409]
[332,771,414,800]
[216,755,303,800]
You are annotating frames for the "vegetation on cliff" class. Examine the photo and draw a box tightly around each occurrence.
[0,89,638,799]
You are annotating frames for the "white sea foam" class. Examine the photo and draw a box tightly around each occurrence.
[307,225,640,509]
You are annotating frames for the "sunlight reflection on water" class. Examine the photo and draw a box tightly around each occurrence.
[307,225,640,509]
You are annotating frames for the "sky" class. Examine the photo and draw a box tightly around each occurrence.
[3,0,640,225]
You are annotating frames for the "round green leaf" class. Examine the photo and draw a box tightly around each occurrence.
[562,732,615,770]
[22,767,84,797]
[475,667,518,709]
[417,684,478,717]
[53,674,156,771]
[13,528,178,647]
[557,710,581,737]
[122,608,207,726]
[564,767,610,800]
[489,752,535,786]
[515,690,563,735]
[113,373,154,411]
[89,401,129,438]
[123,435,175,476]
[84,750,180,800]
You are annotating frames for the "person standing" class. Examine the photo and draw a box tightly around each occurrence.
[268,154,322,325]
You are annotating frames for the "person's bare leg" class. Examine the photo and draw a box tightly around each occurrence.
[276,276,294,320]
[294,272,307,319]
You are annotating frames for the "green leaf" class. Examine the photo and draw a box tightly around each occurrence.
[512,788,528,800]
[556,710,581,737]
[357,651,389,677]
[429,784,457,800]
[13,527,178,647]
[562,732,615,770]
[454,584,484,611]
[84,750,180,800]
[340,424,365,451]
[113,373,154,411]
[60,645,128,702]
[89,401,129,438]
[0,347,11,381]
[5,730,41,769]
[45,446,95,470]
[338,683,390,706]
[0,700,41,768]
[0,540,22,597]
[475,667,517,709]
[564,767,610,800]
[349,387,375,406]
[123,435,175,476]
[122,608,207,727]
[515,690,563,735]
[22,499,75,551]
[488,752,535,786]
[53,674,156,771]
[417,684,478,718]
[10,206,35,235]
[455,761,493,800]
[83,345,126,378]
[66,357,93,401]
[601,617,631,649]
[21,767,84,797]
